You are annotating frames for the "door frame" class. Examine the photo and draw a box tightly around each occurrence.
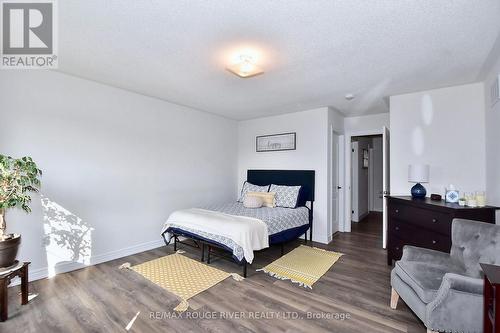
[368,147,374,211]
[341,129,384,233]
[329,127,344,242]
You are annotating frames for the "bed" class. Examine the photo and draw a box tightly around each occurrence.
[161,170,315,277]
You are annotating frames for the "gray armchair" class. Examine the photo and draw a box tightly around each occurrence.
[390,218,500,333]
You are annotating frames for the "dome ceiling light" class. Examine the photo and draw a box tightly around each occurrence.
[226,54,264,78]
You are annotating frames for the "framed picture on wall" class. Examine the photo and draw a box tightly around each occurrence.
[363,149,369,168]
[256,132,296,152]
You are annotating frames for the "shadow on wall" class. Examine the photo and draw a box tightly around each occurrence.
[411,93,435,157]
[41,195,93,278]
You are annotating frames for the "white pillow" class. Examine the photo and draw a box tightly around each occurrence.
[243,195,263,208]
[269,184,301,208]
[238,181,269,202]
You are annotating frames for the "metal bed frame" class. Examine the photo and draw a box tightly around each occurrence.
[161,170,315,277]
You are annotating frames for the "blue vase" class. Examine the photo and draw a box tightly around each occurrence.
[411,183,426,198]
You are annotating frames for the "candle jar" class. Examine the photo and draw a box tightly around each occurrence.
[476,191,486,207]
[465,192,477,207]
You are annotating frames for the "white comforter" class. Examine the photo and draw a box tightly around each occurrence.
[162,208,269,263]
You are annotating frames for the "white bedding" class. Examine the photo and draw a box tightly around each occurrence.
[162,208,269,263]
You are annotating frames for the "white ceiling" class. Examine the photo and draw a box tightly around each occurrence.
[58,1,500,120]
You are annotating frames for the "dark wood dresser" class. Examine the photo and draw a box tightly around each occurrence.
[387,196,497,265]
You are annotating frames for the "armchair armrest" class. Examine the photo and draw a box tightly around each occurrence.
[401,245,450,263]
[439,273,483,295]
[425,273,483,332]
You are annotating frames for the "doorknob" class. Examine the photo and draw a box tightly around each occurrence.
[337,186,342,189]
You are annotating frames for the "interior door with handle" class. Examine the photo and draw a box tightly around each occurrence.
[331,132,340,236]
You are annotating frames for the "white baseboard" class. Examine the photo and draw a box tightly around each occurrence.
[327,234,333,243]
[314,234,329,244]
[352,211,369,223]
[359,212,369,220]
[89,238,165,266]
[12,238,165,285]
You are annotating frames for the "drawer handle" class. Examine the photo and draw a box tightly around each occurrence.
[395,209,399,213]
[432,218,438,223]
[432,240,437,244]
[395,226,399,231]
[395,247,400,250]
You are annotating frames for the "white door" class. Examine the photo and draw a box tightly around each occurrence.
[351,142,359,222]
[331,132,340,237]
[382,126,391,248]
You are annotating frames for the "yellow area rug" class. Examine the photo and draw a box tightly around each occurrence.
[257,245,342,288]
[122,252,243,312]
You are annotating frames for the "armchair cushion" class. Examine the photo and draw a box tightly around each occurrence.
[395,261,460,303]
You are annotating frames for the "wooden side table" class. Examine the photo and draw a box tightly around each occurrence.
[0,262,30,322]
[481,263,500,333]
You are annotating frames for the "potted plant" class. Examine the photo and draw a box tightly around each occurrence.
[0,155,42,268]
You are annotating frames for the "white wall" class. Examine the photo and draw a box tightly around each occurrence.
[484,55,500,223]
[344,113,390,134]
[0,71,237,280]
[238,107,340,244]
[390,83,486,197]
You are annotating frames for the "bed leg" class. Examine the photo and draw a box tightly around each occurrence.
[201,243,205,262]
[280,243,284,256]
[161,232,169,246]
[304,231,308,244]
[174,235,177,252]
[243,260,247,278]
[309,227,313,246]
[207,246,211,264]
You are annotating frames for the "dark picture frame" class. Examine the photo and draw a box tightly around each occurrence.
[362,149,369,168]
[256,132,296,152]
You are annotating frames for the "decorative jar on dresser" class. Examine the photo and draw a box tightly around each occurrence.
[387,196,498,265]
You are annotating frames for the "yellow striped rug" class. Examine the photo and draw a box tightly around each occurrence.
[257,245,342,288]
[122,252,243,312]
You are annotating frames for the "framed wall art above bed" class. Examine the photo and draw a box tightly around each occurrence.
[256,132,296,152]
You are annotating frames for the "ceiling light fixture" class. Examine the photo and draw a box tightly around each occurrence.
[226,54,264,78]
[345,93,355,101]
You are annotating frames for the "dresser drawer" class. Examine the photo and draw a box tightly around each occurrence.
[389,219,452,253]
[389,202,452,235]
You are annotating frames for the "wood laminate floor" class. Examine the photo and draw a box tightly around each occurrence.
[2,213,425,332]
